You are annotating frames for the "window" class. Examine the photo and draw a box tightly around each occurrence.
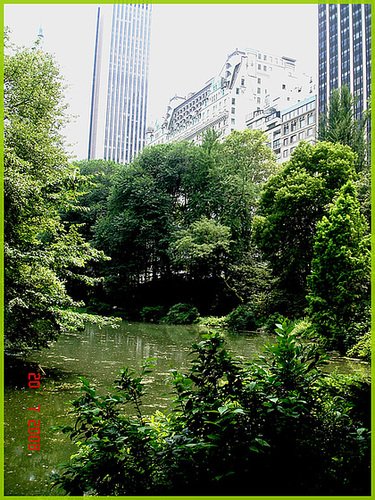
[307,114,314,124]
[232,98,235,104]
[299,131,305,139]
[258,64,261,70]
[236,88,240,95]
[291,121,297,131]
[300,117,306,127]
[283,149,289,158]
[241,78,245,86]
[231,107,235,114]
[282,84,286,89]
[290,146,295,154]
[231,118,235,125]
[258,78,261,84]
[263,65,267,71]
[283,138,289,146]
[290,134,297,143]
[257,97,261,104]
[307,128,313,136]
[273,139,280,149]
[257,88,261,94]
[283,124,289,134]
[264,54,267,61]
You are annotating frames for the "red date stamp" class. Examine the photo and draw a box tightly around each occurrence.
[27,373,41,451]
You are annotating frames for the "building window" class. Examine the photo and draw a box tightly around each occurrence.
[232,98,235,104]
[307,114,314,124]
[258,64,261,70]
[290,134,297,143]
[231,118,235,125]
[263,65,267,71]
[231,107,235,114]
[283,124,289,134]
[257,97,261,104]
[299,131,305,139]
[290,146,295,154]
[258,78,261,84]
[283,149,289,158]
[300,117,306,127]
[283,138,289,146]
[307,128,313,136]
[241,78,245,86]
[236,88,240,95]
[291,121,297,131]
[257,88,261,94]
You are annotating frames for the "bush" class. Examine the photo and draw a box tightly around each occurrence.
[164,303,199,325]
[52,322,370,496]
[140,306,166,323]
[198,315,229,329]
[226,303,257,331]
[347,332,371,362]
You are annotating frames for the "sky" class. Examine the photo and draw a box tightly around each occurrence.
[4,3,318,161]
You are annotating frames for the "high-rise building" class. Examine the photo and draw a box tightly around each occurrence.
[88,4,152,163]
[318,4,371,121]
[146,48,315,148]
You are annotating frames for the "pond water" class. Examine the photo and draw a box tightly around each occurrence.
[4,321,370,496]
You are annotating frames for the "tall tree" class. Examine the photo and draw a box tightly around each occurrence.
[4,33,117,353]
[253,141,356,315]
[306,181,370,352]
[318,86,369,173]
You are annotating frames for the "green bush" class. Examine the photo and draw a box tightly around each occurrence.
[52,322,370,496]
[347,332,371,362]
[164,303,199,325]
[226,303,257,331]
[140,306,166,323]
[198,315,229,329]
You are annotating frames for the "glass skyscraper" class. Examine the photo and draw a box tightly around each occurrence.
[318,3,371,122]
[88,4,152,163]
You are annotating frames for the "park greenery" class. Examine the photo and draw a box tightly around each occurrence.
[4,34,371,495]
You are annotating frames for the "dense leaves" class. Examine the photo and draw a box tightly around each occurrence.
[307,181,370,352]
[253,141,356,313]
[4,33,119,353]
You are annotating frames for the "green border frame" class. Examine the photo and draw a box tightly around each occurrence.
[1,1,373,500]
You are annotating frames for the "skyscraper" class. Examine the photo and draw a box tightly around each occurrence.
[318,4,371,121]
[88,4,152,163]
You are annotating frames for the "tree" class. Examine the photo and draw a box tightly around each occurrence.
[170,216,232,279]
[211,129,277,253]
[4,33,118,353]
[253,141,356,315]
[318,86,370,173]
[306,181,370,352]
[318,85,371,226]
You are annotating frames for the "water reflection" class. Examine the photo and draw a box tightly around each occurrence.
[4,321,370,496]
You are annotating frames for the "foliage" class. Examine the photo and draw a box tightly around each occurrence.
[318,85,370,173]
[253,141,356,315]
[307,181,370,352]
[170,217,232,278]
[198,315,229,329]
[347,333,371,362]
[164,303,200,325]
[140,306,166,323]
[226,303,258,332]
[53,324,370,496]
[4,33,119,353]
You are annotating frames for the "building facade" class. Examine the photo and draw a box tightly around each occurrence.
[246,95,317,163]
[146,48,315,147]
[88,4,152,163]
[318,3,371,121]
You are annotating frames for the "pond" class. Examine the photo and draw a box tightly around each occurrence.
[4,321,370,496]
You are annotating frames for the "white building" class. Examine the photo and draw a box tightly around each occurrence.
[146,47,315,147]
[246,95,317,163]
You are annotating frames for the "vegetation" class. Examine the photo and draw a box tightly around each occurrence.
[5,30,370,496]
[52,325,370,496]
[4,33,119,353]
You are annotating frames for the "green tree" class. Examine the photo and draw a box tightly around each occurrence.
[306,181,370,352]
[170,216,232,279]
[318,86,370,173]
[253,141,356,315]
[4,33,118,353]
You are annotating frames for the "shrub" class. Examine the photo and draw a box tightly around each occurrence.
[52,322,371,496]
[140,306,166,323]
[198,315,229,329]
[347,332,371,362]
[164,303,199,325]
[226,303,257,331]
